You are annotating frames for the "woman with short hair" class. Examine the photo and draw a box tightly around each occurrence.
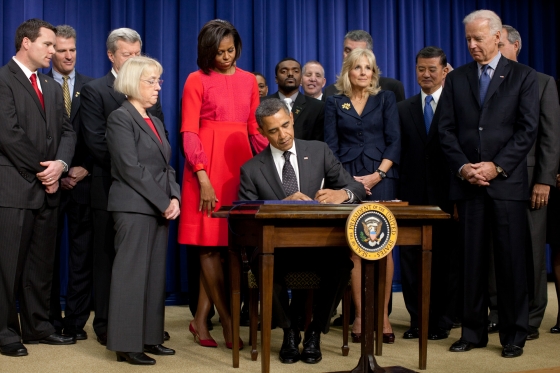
[106,56,180,365]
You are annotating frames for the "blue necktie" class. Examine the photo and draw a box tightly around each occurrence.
[424,95,434,134]
[282,151,299,196]
[479,65,491,105]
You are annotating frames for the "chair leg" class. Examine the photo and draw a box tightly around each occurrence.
[341,285,351,356]
[249,288,259,361]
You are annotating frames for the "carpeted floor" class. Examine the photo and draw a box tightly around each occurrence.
[1,283,559,373]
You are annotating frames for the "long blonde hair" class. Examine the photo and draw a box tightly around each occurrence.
[334,48,381,97]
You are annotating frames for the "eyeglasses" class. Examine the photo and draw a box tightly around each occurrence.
[141,79,163,86]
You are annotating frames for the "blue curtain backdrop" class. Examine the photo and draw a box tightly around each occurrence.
[1,0,558,304]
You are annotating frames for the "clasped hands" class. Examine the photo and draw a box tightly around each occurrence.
[354,173,382,195]
[285,189,348,204]
[36,160,65,194]
[460,162,499,186]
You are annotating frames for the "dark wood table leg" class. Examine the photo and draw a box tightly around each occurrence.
[342,286,351,356]
[260,226,274,373]
[229,242,241,368]
[418,225,432,370]
[327,259,417,373]
[375,257,387,356]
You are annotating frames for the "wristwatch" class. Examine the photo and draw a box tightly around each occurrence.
[376,169,387,179]
[495,165,507,177]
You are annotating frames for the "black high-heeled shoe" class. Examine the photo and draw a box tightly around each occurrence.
[551,324,560,334]
[116,351,156,365]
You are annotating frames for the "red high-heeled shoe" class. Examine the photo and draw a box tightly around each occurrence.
[189,321,218,348]
[226,338,244,350]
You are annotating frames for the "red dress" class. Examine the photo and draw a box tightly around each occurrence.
[178,67,266,246]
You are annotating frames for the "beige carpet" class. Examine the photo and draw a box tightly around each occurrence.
[1,283,559,373]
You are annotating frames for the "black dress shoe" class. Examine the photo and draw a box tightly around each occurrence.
[428,329,449,340]
[301,330,322,364]
[24,333,76,345]
[502,344,523,358]
[403,327,419,339]
[526,331,539,340]
[97,333,107,346]
[163,331,170,341]
[550,325,560,333]
[449,339,486,352]
[144,344,175,355]
[0,342,28,357]
[383,333,395,344]
[488,322,499,334]
[116,351,156,365]
[64,328,87,340]
[279,329,301,364]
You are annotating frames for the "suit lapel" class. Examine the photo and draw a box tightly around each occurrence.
[360,93,382,118]
[38,73,53,127]
[295,140,310,196]
[9,60,45,120]
[259,146,286,199]
[336,95,361,120]
[70,73,84,123]
[466,62,481,107]
[483,56,509,108]
[426,105,441,144]
[122,101,166,159]
[409,94,428,143]
[292,94,306,123]
[106,72,126,106]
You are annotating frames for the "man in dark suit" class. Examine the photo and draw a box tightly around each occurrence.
[263,58,324,141]
[46,24,94,342]
[398,46,459,341]
[439,10,539,358]
[301,61,326,101]
[487,25,560,340]
[80,28,166,346]
[324,30,405,103]
[0,19,77,357]
[239,98,365,364]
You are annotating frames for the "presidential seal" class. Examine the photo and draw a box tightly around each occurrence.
[345,203,398,260]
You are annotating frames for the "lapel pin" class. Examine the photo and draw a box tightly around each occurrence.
[294,108,301,115]
[75,92,80,97]
[342,103,351,110]
[304,157,309,160]
[500,76,504,78]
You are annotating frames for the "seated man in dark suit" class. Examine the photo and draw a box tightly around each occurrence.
[239,98,365,364]
[324,30,405,103]
[263,58,324,141]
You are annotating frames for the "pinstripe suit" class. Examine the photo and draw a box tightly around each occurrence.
[0,59,76,345]
[46,69,95,333]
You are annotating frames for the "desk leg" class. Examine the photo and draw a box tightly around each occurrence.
[375,257,387,356]
[229,245,241,368]
[418,225,432,370]
[260,226,274,373]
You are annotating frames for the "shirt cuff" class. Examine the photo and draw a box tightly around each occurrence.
[57,159,69,173]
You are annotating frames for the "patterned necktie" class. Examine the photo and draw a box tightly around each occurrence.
[62,75,71,117]
[282,151,298,196]
[424,95,434,133]
[29,73,44,109]
[479,65,491,105]
[283,98,293,112]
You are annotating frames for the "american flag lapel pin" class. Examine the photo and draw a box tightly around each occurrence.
[304,157,309,160]
[500,76,504,78]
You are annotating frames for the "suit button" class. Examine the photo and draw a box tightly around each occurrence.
[357,122,361,125]
[163,168,167,172]
[478,127,483,131]
[359,143,363,147]
[425,155,429,160]
[358,132,363,136]
[47,135,52,139]
[475,147,479,152]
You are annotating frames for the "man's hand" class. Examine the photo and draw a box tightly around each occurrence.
[461,163,494,186]
[163,199,181,220]
[314,189,347,204]
[68,166,89,183]
[530,183,550,210]
[37,161,65,185]
[60,177,77,190]
[284,191,312,201]
[45,182,59,194]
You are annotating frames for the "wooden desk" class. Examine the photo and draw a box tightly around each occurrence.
[214,204,449,372]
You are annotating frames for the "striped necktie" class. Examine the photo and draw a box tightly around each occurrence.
[62,75,71,117]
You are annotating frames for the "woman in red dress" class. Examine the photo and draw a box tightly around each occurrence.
[178,19,267,348]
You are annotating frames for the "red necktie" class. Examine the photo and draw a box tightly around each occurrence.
[30,73,45,109]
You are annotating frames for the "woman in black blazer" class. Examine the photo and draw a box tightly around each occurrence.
[105,56,180,365]
[325,48,401,344]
